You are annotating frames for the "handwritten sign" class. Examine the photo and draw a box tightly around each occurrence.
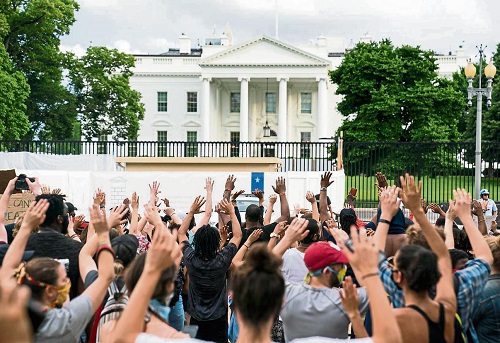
[1,193,35,225]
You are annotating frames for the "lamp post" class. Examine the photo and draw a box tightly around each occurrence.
[464,45,496,199]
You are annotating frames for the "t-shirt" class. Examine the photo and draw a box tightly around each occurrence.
[135,334,207,342]
[292,337,373,343]
[246,222,278,242]
[26,231,83,299]
[281,282,369,342]
[182,241,237,321]
[35,294,93,343]
[281,248,307,283]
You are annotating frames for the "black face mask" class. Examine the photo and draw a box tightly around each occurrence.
[61,215,69,235]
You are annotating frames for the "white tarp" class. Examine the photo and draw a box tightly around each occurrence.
[0,152,117,171]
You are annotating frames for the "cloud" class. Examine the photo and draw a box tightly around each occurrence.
[60,43,87,57]
[112,40,146,54]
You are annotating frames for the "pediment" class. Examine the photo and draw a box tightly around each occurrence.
[182,120,201,128]
[152,120,172,127]
[200,36,330,67]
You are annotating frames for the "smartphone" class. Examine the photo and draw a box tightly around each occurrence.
[349,188,357,196]
[344,238,386,266]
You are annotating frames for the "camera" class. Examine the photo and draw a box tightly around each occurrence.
[15,174,35,191]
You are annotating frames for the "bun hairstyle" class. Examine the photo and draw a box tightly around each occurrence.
[230,243,284,329]
[397,244,441,293]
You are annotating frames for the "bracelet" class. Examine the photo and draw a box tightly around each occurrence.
[225,189,232,192]
[96,244,115,259]
[243,244,250,249]
[70,234,79,239]
[361,272,379,280]
[379,218,391,225]
[478,219,485,223]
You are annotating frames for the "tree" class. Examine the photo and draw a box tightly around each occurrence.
[1,0,80,139]
[0,44,30,140]
[330,39,465,143]
[65,47,145,140]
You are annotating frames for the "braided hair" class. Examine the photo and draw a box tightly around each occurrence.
[193,224,220,260]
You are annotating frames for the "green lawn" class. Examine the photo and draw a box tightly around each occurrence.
[346,175,500,204]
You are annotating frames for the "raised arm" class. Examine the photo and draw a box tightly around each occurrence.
[79,233,99,284]
[196,177,214,228]
[372,186,401,252]
[231,229,263,270]
[264,194,277,225]
[306,191,320,222]
[443,206,456,249]
[0,199,49,281]
[148,181,161,206]
[399,174,455,306]
[82,205,115,313]
[453,191,493,265]
[178,196,205,243]
[223,175,236,201]
[272,177,290,223]
[129,192,140,235]
[472,200,488,236]
[0,177,17,243]
[319,172,334,223]
[272,218,309,258]
[105,217,182,343]
[220,198,242,247]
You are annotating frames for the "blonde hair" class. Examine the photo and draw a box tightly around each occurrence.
[485,236,500,270]
[12,215,38,238]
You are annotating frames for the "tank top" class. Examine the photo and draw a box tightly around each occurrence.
[407,302,446,343]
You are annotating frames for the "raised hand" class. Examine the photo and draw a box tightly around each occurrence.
[107,204,129,228]
[306,191,316,204]
[252,189,264,201]
[283,218,309,242]
[219,198,234,215]
[429,203,445,216]
[269,194,278,204]
[145,220,181,273]
[162,197,170,208]
[41,184,51,195]
[471,200,483,217]
[225,174,236,191]
[398,174,423,213]
[339,276,360,318]
[73,214,85,230]
[25,177,42,196]
[51,188,62,195]
[273,221,287,236]
[320,172,334,188]
[247,229,263,244]
[338,227,379,276]
[93,188,105,206]
[219,224,229,243]
[149,181,161,197]
[131,192,139,210]
[205,177,214,193]
[189,196,206,214]
[90,204,110,236]
[231,190,245,201]
[421,199,429,214]
[375,172,388,189]
[379,186,401,219]
[293,203,301,216]
[123,198,131,206]
[21,199,49,230]
[272,176,287,194]
[451,189,472,221]
[144,203,162,226]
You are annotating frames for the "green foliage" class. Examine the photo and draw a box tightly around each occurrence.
[0,44,30,139]
[1,0,80,139]
[330,39,465,143]
[65,47,145,140]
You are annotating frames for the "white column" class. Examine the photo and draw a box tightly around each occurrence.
[239,77,250,142]
[201,77,211,141]
[317,77,328,139]
[278,77,289,141]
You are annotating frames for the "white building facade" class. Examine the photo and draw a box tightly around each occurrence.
[130,33,468,145]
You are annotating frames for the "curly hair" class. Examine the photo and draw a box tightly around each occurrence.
[35,194,66,227]
[193,225,221,260]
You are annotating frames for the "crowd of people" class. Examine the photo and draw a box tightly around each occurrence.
[0,171,498,343]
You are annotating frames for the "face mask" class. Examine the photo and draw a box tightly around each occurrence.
[61,215,69,235]
[149,293,174,322]
[337,266,347,283]
[50,279,71,308]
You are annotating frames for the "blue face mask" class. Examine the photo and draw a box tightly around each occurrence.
[149,293,174,322]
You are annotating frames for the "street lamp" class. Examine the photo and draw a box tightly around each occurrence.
[464,45,496,199]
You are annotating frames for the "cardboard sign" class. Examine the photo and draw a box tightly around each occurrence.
[0,169,16,194]
[2,193,35,225]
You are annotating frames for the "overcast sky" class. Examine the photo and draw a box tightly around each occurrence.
[61,0,500,60]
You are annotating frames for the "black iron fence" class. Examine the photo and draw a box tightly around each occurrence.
[343,141,500,204]
[0,140,335,172]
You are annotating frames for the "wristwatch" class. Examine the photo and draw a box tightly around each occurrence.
[270,233,280,240]
[320,187,327,191]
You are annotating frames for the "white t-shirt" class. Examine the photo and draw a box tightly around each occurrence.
[281,248,308,283]
[135,334,207,342]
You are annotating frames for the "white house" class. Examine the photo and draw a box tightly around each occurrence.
[130,32,468,146]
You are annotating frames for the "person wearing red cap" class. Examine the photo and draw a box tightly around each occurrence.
[275,232,369,341]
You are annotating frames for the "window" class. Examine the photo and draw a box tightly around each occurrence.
[157,131,168,157]
[300,131,311,158]
[230,93,240,113]
[266,92,276,113]
[187,92,198,113]
[230,131,240,157]
[157,92,168,112]
[301,93,312,114]
[128,142,137,157]
[97,134,108,154]
[186,131,198,157]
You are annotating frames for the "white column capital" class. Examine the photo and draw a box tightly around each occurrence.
[238,76,251,82]
[200,76,212,82]
[277,77,289,82]
[316,76,327,82]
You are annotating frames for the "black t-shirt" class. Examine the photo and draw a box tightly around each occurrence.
[25,231,83,299]
[182,241,237,321]
[245,222,278,242]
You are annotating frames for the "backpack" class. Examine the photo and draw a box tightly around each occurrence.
[452,274,467,343]
[96,281,128,343]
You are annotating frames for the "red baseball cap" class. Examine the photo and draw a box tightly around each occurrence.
[304,241,348,272]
